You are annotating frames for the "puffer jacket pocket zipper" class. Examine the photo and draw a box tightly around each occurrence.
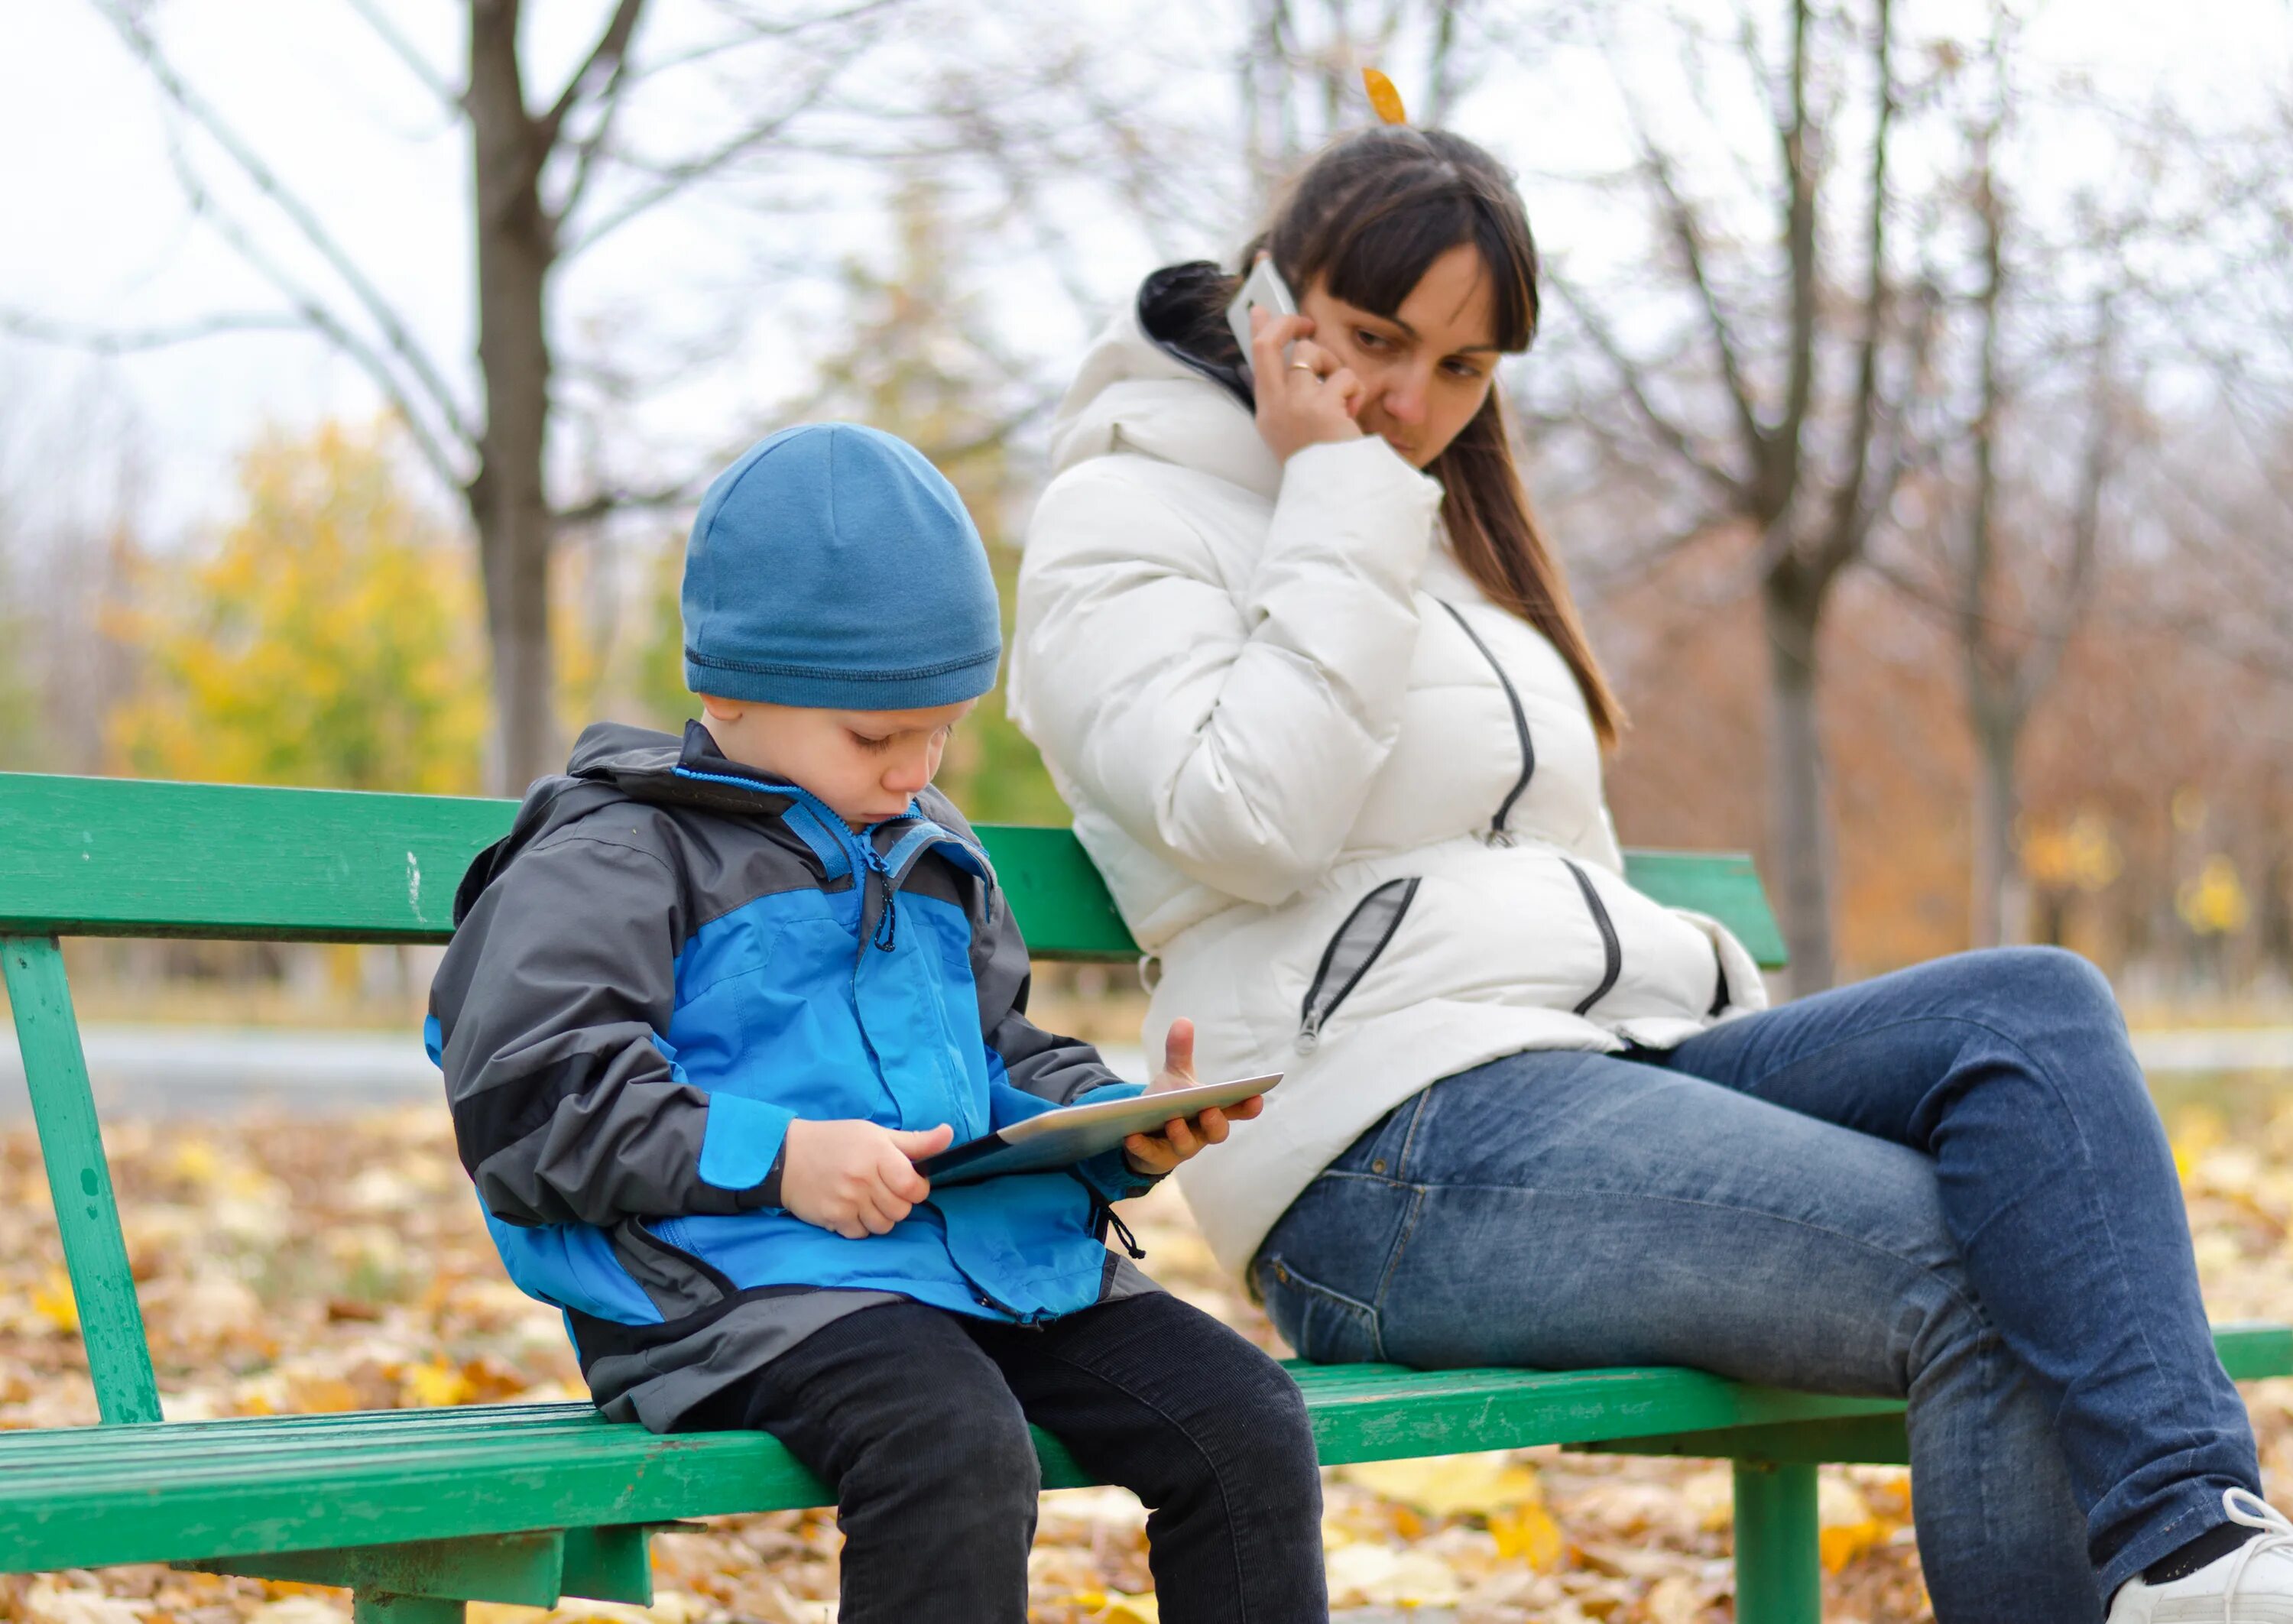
[1437,600,1533,843]
[1299,877,1422,1052]
[1562,859,1623,1016]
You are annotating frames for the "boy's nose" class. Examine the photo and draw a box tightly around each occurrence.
[884,749,935,793]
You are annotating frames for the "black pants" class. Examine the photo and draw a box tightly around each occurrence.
[675,1291,1327,1623]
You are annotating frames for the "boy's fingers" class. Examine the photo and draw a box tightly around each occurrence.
[1226,1094,1266,1121]
[1161,1017,1196,1084]
[1193,1108,1231,1144]
[890,1123,955,1156]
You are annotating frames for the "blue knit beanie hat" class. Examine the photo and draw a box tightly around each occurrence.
[682,423,1001,710]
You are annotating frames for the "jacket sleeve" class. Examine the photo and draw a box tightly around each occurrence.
[1010,436,1443,906]
[984,1009,1159,1204]
[428,828,790,1228]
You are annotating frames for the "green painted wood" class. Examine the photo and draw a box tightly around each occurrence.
[188,1531,565,1606]
[1590,1412,1911,1467]
[0,772,1788,965]
[1621,848,1788,969]
[0,774,505,944]
[1733,1463,1821,1624]
[2,935,161,1426]
[977,822,1139,961]
[559,1525,655,1605]
[2218,1321,2293,1380]
[0,1320,2287,1574]
[351,1593,465,1624]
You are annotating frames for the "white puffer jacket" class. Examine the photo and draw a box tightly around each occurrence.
[1010,296,1767,1276]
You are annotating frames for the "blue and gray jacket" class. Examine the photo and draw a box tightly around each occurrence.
[427,721,1158,1430]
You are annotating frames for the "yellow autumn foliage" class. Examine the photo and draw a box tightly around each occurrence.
[109,419,490,795]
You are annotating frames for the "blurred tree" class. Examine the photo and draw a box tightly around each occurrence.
[109,420,489,795]
[37,1,955,794]
[0,540,40,770]
[1522,0,1923,993]
[767,176,1068,824]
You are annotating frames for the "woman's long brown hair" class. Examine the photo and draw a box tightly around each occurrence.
[1244,126,1627,744]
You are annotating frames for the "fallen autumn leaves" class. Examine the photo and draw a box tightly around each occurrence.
[4,1096,2291,1622]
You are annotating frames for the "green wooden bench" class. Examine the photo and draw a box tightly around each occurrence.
[2,769,2285,1623]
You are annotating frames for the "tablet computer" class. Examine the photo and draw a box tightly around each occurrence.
[915,1074,1282,1188]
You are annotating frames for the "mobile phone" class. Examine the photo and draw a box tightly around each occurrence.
[1227,257,1299,373]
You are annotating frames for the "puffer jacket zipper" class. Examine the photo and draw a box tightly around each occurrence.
[1437,600,1533,843]
[1562,859,1623,1016]
[1298,877,1422,1052]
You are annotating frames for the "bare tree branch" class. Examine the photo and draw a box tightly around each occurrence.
[561,47,864,257]
[342,0,461,106]
[1542,267,1747,504]
[0,308,305,353]
[157,135,465,495]
[1808,0,1896,584]
[534,0,647,162]
[92,0,475,453]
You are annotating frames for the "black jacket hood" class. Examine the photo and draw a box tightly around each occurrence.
[1137,261,1255,411]
[454,719,943,928]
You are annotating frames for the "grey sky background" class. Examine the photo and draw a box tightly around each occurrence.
[1,0,2284,540]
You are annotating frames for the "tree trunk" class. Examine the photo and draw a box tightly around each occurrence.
[1763,566,1837,994]
[1970,710,2020,949]
[467,0,559,795]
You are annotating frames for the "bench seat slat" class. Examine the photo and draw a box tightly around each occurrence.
[8,1327,2288,1574]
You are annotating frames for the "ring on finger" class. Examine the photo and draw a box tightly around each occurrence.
[1287,359,1317,372]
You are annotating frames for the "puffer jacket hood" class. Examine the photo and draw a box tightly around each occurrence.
[430,719,1157,1430]
[1012,266,1768,1277]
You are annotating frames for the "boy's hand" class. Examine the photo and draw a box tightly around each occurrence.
[1122,1017,1264,1177]
[782,1119,953,1240]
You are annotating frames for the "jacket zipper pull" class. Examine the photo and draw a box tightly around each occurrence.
[1484,827,1516,848]
[1296,1017,1322,1054]
[864,848,897,951]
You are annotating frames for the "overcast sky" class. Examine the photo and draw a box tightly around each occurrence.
[1,0,2284,541]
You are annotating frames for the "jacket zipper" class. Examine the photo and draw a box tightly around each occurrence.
[1436,600,1533,844]
[1562,858,1623,1016]
[1298,877,1422,1052]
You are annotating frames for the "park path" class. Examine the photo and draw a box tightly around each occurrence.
[1,1026,2288,1119]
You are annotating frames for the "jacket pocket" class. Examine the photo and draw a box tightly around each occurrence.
[617,1215,741,1314]
[1299,877,1422,1052]
[1561,858,1623,1016]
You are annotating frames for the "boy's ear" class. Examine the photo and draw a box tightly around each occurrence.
[698,693,742,722]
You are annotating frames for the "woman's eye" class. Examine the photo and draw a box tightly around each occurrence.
[1354,329,1391,351]
[1444,359,1488,381]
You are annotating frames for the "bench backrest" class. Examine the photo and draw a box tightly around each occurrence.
[0,770,1785,1425]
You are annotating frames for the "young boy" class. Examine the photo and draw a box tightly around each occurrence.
[427,423,1326,1623]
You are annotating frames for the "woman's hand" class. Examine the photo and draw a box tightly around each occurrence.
[1122,1017,1267,1176]
[1251,308,1364,464]
[781,1118,952,1239]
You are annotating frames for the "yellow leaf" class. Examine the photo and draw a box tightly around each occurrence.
[402,1357,473,1407]
[1362,66,1408,125]
[1819,1516,1889,1573]
[1093,1592,1160,1623]
[32,1269,79,1334]
[1489,1502,1565,1569]
[1340,1451,1544,1517]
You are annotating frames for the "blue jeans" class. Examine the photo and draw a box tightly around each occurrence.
[1253,947,2259,1619]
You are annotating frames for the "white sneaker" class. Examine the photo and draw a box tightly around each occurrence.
[2110,1489,2293,1622]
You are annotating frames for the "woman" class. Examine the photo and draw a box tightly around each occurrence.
[1009,125,2293,1619]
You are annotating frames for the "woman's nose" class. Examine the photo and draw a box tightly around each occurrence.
[1382,370,1431,425]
